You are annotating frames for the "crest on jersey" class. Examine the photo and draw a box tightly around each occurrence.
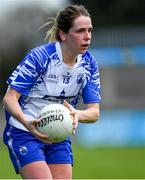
[77,74,84,84]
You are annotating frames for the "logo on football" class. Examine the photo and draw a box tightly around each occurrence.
[37,104,73,143]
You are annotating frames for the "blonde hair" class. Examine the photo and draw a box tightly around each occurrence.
[40,4,90,42]
[39,17,57,42]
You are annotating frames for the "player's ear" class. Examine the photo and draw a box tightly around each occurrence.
[58,29,66,41]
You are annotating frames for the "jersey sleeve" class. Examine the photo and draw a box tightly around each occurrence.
[82,56,101,104]
[7,49,44,96]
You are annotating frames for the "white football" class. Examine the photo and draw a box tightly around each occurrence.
[37,104,73,143]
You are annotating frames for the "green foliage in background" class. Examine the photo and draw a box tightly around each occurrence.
[0,143,145,179]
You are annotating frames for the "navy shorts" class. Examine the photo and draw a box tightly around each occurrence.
[3,125,73,174]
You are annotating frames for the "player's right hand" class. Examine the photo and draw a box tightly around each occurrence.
[24,120,53,144]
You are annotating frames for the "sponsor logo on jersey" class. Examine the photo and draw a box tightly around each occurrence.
[47,74,59,84]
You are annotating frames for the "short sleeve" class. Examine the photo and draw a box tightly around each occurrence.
[82,56,101,104]
[7,49,43,96]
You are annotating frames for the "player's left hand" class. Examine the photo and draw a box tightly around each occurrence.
[63,100,78,135]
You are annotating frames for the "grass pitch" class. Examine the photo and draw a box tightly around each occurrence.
[73,144,145,179]
[0,143,145,179]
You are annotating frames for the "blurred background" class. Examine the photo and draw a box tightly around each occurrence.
[0,0,145,179]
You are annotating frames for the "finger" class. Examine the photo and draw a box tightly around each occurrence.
[69,115,76,136]
[72,114,78,136]
[70,112,78,128]
[72,113,78,124]
[70,111,76,116]
[63,100,73,110]
[31,119,40,126]
[38,138,53,144]
[73,114,78,129]
[31,126,53,144]
[35,135,53,144]
[72,128,76,136]
[40,137,54,144]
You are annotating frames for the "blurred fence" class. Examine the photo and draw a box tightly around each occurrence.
[90,45,145,67]
[90,45,145,109]
[92,26,145,47]
[76,109,145,147]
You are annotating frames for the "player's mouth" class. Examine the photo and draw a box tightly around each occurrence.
[81,44,89,49]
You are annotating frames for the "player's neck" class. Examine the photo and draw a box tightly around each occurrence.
[60,43,77,66]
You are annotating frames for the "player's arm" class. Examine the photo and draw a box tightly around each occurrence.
[3,88,30,127]
[64,100,99,127]
[79,56,101,123]
[3,87,52,143]
[77,103,99,123]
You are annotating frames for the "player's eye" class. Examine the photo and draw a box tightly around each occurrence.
[88,28,93,33]
[76,29,84,33]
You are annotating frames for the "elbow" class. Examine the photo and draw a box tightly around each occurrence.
[86,114,99,123]
[3,93,11,109]
[89,105,100,123]
[90,112,100,123]
[3,94,10,110]
[3,95,7,107]
[96,112,100,122]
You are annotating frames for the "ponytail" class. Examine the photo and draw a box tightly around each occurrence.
[39,17,57,42]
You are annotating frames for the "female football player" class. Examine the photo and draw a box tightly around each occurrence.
[3,4,101,179]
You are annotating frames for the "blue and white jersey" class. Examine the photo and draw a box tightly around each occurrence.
[6,42,101,131]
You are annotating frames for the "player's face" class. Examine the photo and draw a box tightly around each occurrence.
[64,16,93,54]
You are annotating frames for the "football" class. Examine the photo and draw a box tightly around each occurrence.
[36,103,73,143]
